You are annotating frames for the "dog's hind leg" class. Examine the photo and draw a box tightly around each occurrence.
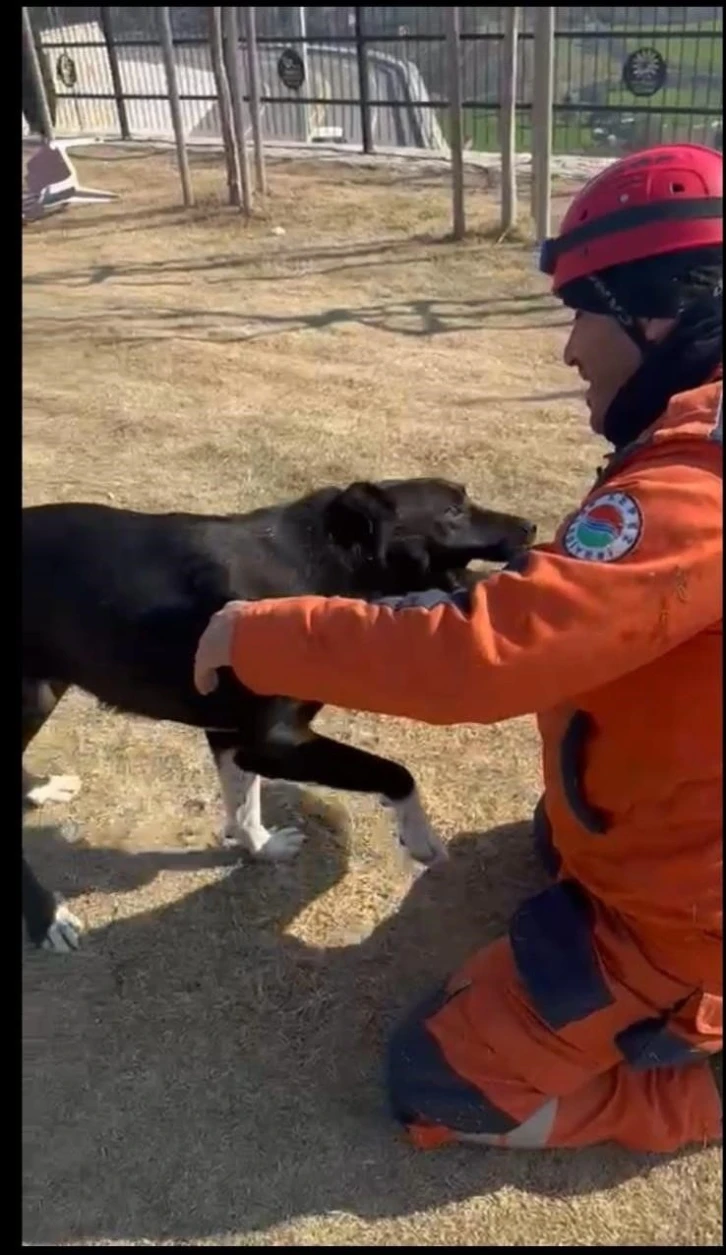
[23,680,83,952]
[23,680,81,808]
[206,733,306,861]
[233,732,447,869]
[22,856,82,952]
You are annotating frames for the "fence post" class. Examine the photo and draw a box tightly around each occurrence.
[242,7,267,196]
[99,8,130,140]
[292,5,312,144]
[223,5,253,217]
[499,7,519,235]
[156,7,194,208]
[22,7,54,140]
[531,7,554,241]
[354,7,373,154]
[445,7,466,240]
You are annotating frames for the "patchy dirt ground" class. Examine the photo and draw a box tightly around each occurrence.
[22,148,722,1247]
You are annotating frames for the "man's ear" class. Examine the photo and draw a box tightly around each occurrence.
[324,482,396,561]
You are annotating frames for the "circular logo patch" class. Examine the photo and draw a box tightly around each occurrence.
[564,491,642,562]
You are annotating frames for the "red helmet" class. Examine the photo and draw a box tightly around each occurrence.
[540,143,722,292]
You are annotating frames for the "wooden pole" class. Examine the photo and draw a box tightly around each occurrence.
[209,7,241,206]
[532,7,555,241]
[445,7,466,241]
[22,7,54,140]
[499,7,519,235]
[156,7,194,208]
[242,7,267,196]
[222,5,252,217]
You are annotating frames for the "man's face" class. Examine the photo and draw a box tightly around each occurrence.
[563,310,675,435]
[563,310,641,434]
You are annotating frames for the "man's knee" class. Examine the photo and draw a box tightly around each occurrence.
[386,986,723,1153]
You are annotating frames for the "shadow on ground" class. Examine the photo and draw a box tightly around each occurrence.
[23,812,681,1245]
[24,293,568,352]
[24,235,558,294]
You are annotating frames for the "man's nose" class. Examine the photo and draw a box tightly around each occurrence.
[563,325,577,367]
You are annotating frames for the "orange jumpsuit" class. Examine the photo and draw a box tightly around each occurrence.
[228,381,723,1152]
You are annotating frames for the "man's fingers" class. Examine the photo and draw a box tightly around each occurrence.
[194,659,219,695]
[193,606,240,695]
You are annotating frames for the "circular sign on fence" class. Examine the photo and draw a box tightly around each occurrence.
[622,47,667,98]
[56,51,77,90]
[278,48,306,92]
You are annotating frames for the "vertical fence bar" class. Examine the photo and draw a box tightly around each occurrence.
[293,6,312,144]
[499,7,519,234]
[99,7,130,140]
[354,6,373,154]
[156,7,194,208]
[445,7,466,240]
[242,6,267,195]
[223,4,252,216]
[22,7,54,140]
[532,7,554,240]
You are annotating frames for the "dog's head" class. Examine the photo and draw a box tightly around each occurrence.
[324,477,536,594]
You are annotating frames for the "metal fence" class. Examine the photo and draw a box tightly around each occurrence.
[25,6,723,157]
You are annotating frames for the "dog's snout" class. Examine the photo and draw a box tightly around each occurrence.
[522,520,537,545]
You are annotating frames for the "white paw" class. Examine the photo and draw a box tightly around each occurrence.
[219,823,246,850]
[253,826,307,862]
[217,821,307,861]
[388,790,448,868]
[26,774,82,807]
[41,903,83,953]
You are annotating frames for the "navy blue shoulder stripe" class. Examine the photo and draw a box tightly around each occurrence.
[372,586,472,614]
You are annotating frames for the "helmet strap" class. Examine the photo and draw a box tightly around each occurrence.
[602,297,722,447]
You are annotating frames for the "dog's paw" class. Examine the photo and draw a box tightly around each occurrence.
[254,826,307,862]
[26,774,82,807]
[41,903,83,954]
[219,823,246,850]
[388,790,448,868]
[218,821,306,861]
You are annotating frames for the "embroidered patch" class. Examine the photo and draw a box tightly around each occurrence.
[563,491,642,562]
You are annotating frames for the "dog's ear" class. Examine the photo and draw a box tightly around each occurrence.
[324,482,396,559]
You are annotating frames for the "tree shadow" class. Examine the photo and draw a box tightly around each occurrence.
[23,814,689,1246]
[24,235,552,291]
[25,294,567,352]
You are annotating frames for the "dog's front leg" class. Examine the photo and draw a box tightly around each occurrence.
[206,735,306,861]
[235,733,448,870]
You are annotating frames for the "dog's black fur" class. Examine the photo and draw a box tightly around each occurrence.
[23,478,535,948]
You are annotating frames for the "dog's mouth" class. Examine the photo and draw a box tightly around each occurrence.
[463,533,536,565]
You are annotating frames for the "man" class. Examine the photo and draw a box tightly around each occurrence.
[194,145,722,1153]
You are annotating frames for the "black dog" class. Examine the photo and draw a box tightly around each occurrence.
[23,478,535,952]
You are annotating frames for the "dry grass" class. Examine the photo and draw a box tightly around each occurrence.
[22,148,721,1247]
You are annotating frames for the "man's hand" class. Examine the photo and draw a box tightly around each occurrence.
[193,600,250,695]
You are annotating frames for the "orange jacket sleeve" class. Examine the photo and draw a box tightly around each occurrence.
[228,456,722,725]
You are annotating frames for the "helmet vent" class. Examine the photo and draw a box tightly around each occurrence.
[671,182,685,194]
